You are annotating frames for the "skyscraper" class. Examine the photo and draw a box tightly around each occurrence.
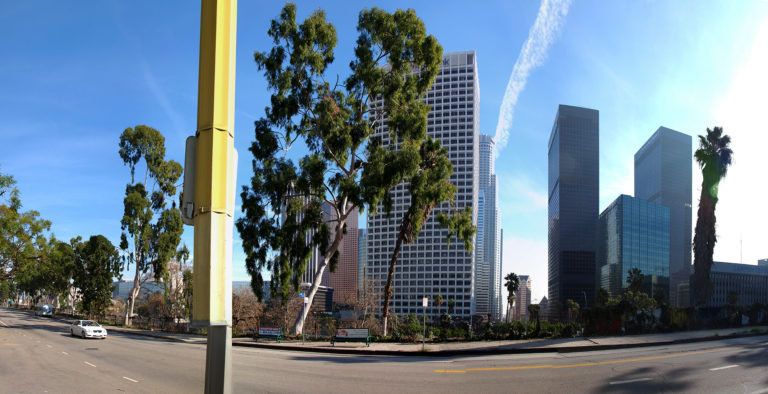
[325,202,359,304]
[475,190,489,313]
[367,51,479,319]
[478,134,502,320]
[634,126,692,306]
[357,228,368,299]
[547,105,599,319]
[513,275,531,321]
[597,194,670,297]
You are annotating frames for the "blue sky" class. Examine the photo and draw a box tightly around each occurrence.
[2,1,767,303]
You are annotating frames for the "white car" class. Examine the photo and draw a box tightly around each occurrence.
[70,320,107,339]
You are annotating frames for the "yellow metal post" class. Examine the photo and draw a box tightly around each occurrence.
[194,0,237,393]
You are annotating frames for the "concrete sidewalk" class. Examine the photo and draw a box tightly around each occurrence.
[101,323,767,357]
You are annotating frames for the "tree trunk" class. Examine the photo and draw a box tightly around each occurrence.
[124,268,141,326]
[382,231,406,337]
[292,220,347,335]
[693,186,717,307]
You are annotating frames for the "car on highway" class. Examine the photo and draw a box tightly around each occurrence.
[35,304,53,317]
[70,320,107,339]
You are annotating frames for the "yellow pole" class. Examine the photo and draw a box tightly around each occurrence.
[194,0,237,392]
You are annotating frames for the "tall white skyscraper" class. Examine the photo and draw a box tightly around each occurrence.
[478,134,501,319]
[367,50,479,319]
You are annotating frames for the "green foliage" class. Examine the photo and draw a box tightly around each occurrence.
[237,3,472,335]
[72,235,122,317]
[692,126,733,306]
[626,268,644,293]
[118,125,183,323]
[597,287,609,306]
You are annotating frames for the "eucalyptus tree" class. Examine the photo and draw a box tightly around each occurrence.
[692,127,732,306]
[118,125,183,325]
[238,3,471,335]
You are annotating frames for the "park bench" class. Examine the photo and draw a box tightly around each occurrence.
[331,328,371,347]
[255,327,282,343]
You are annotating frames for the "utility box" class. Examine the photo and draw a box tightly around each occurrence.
[182,136,197,226]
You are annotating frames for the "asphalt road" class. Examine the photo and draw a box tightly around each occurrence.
[1,307,767,393]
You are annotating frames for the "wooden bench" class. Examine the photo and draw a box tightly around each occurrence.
[255,327,282,343]
[331,328,371,347]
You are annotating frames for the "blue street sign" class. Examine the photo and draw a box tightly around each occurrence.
[298,292,305,298]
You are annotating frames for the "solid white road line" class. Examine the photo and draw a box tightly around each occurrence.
[748,388,768,394]
[609,378,652,385]
[61,351,69,355]
[122,377,139,383]
[84,361,97,368]
[709,364,739,371]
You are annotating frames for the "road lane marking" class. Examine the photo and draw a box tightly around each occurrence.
[46,344,52,348]
[122,377,139,383]
[610,378,652,385]
[710,364,739,371]
[0,320,8,327]
[748,389,768,394]
[434,370,466,373]
[61,352,69,355]
[84,361,97,368]
[435,346,738,374]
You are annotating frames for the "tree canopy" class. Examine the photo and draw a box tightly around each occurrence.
[118,125,184,325]
[237,3,472,334]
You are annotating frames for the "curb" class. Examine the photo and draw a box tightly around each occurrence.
[230,330,768,357]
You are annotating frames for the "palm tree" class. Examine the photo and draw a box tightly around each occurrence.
[693,127,733,306]
[626,268,644,294]
[527,303,540,335]
[433,294,444,314]
[504,272,519,322]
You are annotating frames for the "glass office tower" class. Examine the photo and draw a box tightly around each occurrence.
[597,194,670,297]
[634,127,692,306]
[547,105,599,319]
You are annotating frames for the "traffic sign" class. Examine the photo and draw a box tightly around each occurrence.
[299,292,305,298]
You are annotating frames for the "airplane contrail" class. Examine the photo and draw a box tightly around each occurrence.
[494,0,572,153]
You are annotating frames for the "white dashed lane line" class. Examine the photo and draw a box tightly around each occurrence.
[0,320,8,327]
[84,361,97,368]
[123,377,139,383]
[710,364,739,371]
[46,344,52,348]
[609,378,652,385]
[61,352,69,355]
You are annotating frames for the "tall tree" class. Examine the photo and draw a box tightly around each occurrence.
[72,235,122,318]
[504,272,519,323]
[693,127,732,306]
[118,125,183,325]
[237,3,472,335]
[626,267,644,294]
[0,182,50,283]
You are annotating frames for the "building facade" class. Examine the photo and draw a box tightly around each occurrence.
[547,105,599,319]
[478,134,502,320]
[325,202,359,304]
[367,51,479,319]
[513,275,531,321]
[597,194,670,297]
[357,228,368,299]
[634,126,692,306]
[474,190,489,314]
[699,262,768,308]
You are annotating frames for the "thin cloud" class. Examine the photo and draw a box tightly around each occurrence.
[494,0,572,154]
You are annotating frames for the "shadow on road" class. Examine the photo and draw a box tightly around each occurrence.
[592,366,695,393]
